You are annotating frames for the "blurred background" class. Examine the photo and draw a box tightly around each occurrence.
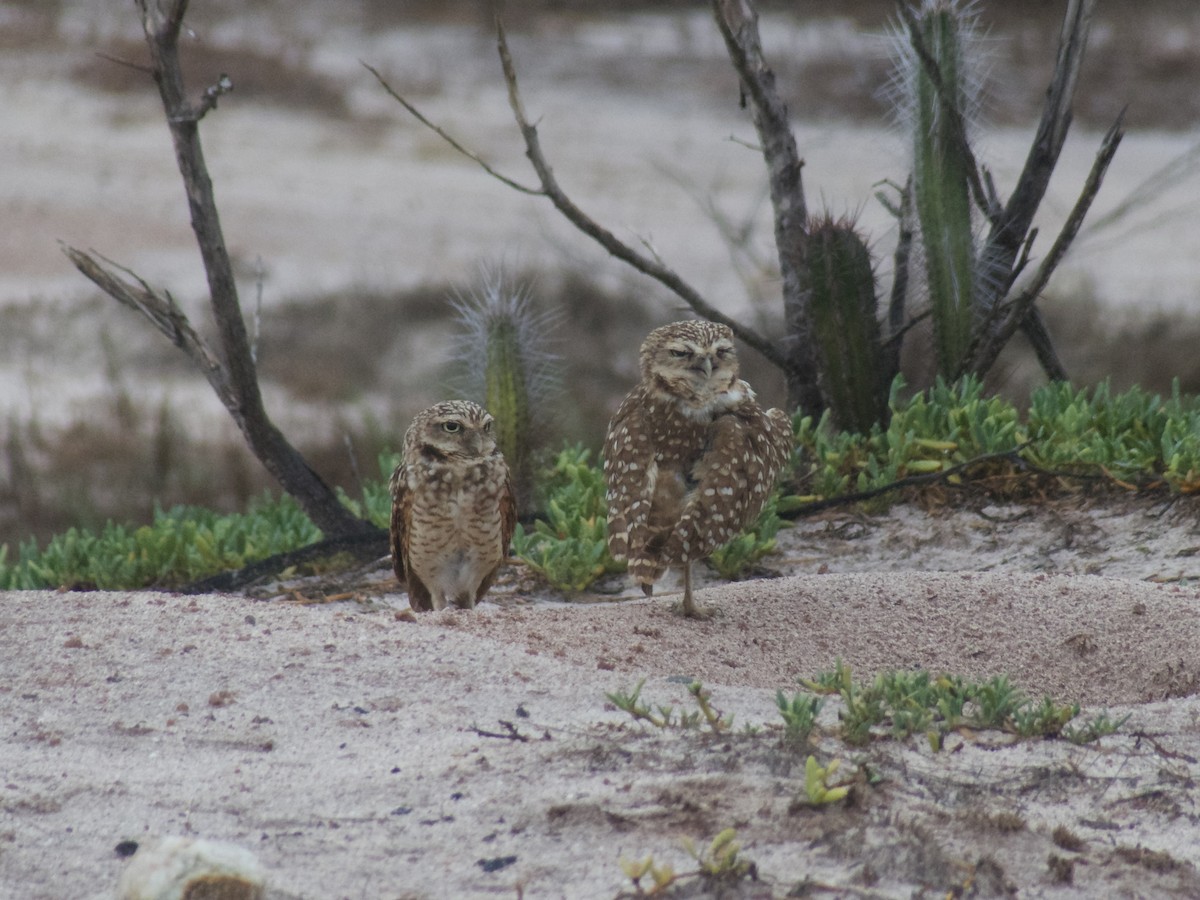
[2,0,1199,548]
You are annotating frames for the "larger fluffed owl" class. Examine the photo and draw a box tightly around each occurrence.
[390,400,516,612]
[603,320,793,617]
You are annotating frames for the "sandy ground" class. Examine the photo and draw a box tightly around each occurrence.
[4,496,1200,899]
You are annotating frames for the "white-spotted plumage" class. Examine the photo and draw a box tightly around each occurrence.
[390,400,516,612]
[603,321,793,617]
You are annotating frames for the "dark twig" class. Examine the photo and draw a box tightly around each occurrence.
[784,436,1184,522]
[92,50,154,76]
[1016,310,1069,382]
[470,721,532,742]
[63,244,232,400]
[181,529,389,594]
[881,175,914,368]
[1008,226,1039,291]
[883,309,932,349]
[369,25,786,369]
[784,449,1034,519]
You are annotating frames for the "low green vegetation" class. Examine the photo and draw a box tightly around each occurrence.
[613,665,1123,752]
[509,445,623,592]
[337,450,401,529]
[792,658,1127,749]
[3,375,1199,591]
[604,668,1123,886]
[0,493,320,591]
[792,375,1200,503]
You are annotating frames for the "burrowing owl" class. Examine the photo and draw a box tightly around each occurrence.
[389,400,516,612]
[603,321,793,617]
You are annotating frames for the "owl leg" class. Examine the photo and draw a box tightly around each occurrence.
[676,562,715,619]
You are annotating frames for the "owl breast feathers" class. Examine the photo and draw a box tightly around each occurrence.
[390,400,516,612]
[603,320,793,591]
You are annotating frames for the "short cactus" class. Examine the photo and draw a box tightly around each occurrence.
[807,215,892,433]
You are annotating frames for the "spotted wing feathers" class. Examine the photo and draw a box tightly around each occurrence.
[389,463,434,611]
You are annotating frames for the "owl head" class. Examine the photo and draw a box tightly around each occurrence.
[404,400,498,461]
[639,320,744,417]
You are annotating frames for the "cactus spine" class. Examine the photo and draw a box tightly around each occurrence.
[807,216,892,433]
[909,0,978,377]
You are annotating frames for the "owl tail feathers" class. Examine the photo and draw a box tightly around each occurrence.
[628,556,667,591]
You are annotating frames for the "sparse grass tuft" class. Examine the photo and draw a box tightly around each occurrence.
[682,827,757,883]
[618,827,758,898]
[606,679,733,734]
[776,690,824,746]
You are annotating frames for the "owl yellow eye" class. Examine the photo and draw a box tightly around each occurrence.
[442,421,461,433]
[483,420,493,432]
[668,348,689,359]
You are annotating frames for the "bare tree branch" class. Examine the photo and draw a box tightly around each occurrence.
[67,1,375,537]
[651,161,778,329]
[711,0,823,413]
[491,21,788,371]
[880,176,914,374]
[362,61,542,196]
[976,0,1097,305]
[965,111,1125,378]
[368,25,788,371]
[1016,310,1068,383]
[62,245,231,396]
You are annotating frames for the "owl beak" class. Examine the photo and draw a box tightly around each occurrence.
[699,356,713,378]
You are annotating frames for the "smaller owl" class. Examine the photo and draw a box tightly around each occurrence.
[389,400,516,612]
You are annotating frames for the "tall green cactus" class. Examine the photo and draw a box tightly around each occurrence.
[908,0,978,377]
[807,216,892,433]
[450,269,560,512]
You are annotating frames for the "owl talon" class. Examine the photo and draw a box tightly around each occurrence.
[674,598,718,620]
